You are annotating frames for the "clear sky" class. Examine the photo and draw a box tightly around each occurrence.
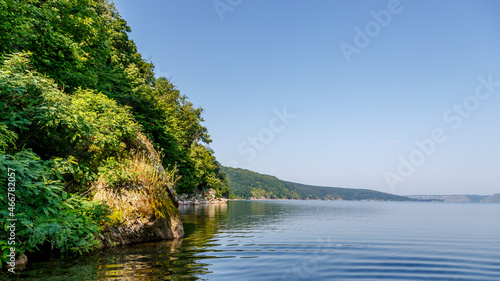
[113,0,500,196]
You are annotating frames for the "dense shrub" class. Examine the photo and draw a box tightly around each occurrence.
[0,150,110,267]
[0,53,141,190]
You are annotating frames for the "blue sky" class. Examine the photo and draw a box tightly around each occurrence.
[113,0,500,195]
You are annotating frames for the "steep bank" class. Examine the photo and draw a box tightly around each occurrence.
[94,134,184,248]
[1,0,222,270]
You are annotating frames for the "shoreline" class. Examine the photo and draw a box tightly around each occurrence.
[176,194,228,205]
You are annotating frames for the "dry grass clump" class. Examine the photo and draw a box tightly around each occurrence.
[93,134,179,226]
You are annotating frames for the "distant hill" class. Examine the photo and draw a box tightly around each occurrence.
[407,195,500,203]
[481,194,500,203]
[222,167,411,201]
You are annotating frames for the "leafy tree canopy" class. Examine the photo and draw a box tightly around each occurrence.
[0,0,228,267]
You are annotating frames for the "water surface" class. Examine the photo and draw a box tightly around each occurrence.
[9,200,500,280]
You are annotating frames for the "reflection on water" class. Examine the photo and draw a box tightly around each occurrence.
[9,202,235,280]
[7,201,500,280]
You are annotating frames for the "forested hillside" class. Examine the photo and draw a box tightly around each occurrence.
[223,167,411,201]
[0,0,226,268]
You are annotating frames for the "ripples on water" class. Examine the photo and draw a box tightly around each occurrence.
[8,201,500,280]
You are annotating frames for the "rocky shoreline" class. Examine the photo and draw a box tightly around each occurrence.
[176,188,228,205]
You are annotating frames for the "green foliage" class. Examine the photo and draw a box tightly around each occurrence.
[0,0,229,266]
[223,167,411,201]
[0,150,111,267]
[192,145,230,197]
[0,0,228,195]
[96,157,134,188]
[109,73,219,194]
[0,0,111,92]
[62,88,140,188]
[0,53,141,189]
[222,167,299,199]
[0,123,17,152]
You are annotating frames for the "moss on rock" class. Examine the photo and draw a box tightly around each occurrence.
[93,134,184,247]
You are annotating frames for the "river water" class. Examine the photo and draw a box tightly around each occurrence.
[9,200,500,280]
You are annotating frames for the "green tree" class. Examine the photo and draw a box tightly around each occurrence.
[0,53,141,189]
[0,0,228,195]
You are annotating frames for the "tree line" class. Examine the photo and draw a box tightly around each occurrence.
[223,167,411,201]
[0,0,228,267]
